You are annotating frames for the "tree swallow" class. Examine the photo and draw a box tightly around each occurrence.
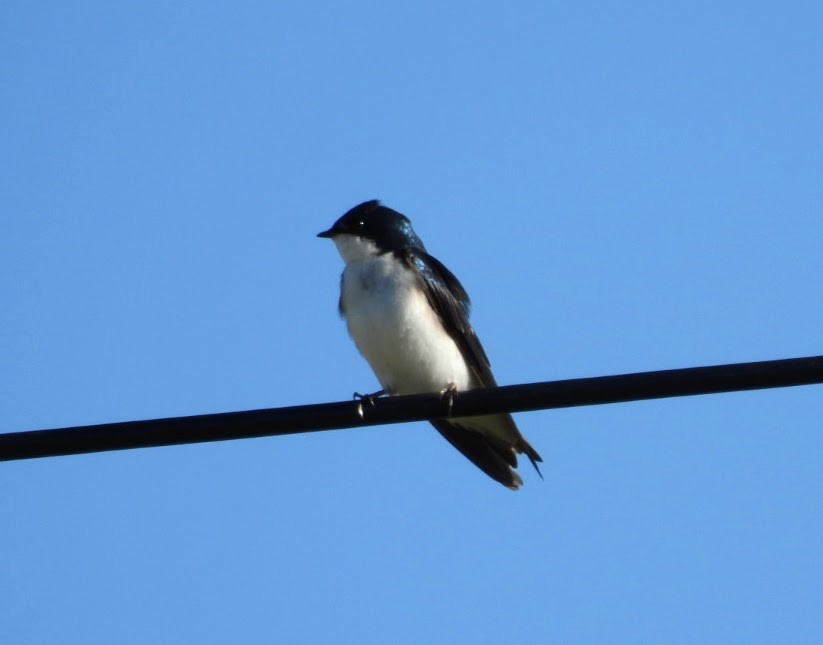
[318,200,542,489]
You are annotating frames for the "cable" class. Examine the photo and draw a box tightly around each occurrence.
[1,354,821,462]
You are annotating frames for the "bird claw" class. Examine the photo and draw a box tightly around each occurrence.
[353,389,385,407]
[353,389,386,419]
[441,382,458,417]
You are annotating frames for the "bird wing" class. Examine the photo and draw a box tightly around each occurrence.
[399,249,543,486]
[400,250,496,387]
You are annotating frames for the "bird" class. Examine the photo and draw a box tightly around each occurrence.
[318,200,542,489]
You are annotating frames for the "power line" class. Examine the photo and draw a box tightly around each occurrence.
[1,354,821,462]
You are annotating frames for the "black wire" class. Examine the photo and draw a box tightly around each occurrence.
[2,354,821,462]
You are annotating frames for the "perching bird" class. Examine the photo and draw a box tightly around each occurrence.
[318,200,542,489]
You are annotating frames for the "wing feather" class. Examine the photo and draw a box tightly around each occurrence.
[398,249,543,483]
[400,250,496,387]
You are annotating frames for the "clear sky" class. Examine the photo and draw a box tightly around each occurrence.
[2,2,822,643]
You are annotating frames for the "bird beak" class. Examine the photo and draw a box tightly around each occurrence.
[317,228,335,239]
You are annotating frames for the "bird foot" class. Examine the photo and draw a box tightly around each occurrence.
[441,382,458,417]
[353,389,386,407]
[353,389,386,419]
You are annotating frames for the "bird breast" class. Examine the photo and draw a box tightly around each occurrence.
[340,255,471,395]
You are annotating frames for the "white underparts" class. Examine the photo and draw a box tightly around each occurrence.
[333,236,471,395]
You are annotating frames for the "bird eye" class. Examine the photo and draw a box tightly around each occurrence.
[357,220,365,228]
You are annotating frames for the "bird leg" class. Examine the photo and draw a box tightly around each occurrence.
[353,389,386,407]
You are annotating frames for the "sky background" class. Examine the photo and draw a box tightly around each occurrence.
[2,2,822,643]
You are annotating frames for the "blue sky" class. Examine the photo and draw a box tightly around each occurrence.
[2,2,822,643]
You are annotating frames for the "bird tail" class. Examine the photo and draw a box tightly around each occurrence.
[519,437,544,480]
[430,419,527,490]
